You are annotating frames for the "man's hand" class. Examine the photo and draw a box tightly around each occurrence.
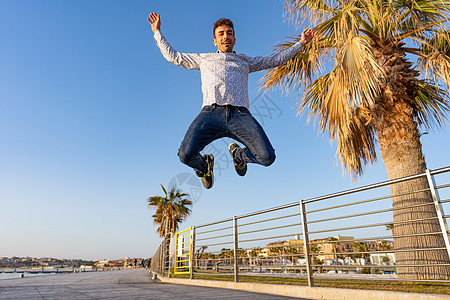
[147,12,161,33]
[299,28,314,46]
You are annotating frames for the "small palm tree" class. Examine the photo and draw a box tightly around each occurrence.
[249,249,260,265]
[147,184,192,237]
[285,247,299,263]
[379,241,392,251]
[262,0,450,279]
[352,242,369,261]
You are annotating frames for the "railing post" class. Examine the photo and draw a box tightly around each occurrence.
[159,242,163,275]
[190,226,195,280]
[426,169,450,259]
[167,233,173,278]
[300,200,314,287]
[165,233,171,277]
[233,216,239,282]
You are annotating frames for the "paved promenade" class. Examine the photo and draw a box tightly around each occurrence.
[0,269,303,299]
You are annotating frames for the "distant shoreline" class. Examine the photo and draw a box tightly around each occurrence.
[0,267,140,280]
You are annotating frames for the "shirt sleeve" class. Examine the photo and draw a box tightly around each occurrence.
[248,42,303,73]
[153,30,201,70]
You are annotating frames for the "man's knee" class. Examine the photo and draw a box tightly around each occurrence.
[258,149,276,167]
[178,145,194,165]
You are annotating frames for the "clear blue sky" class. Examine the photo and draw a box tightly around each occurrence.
[0,0,449,260]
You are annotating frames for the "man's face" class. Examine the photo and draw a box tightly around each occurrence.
[213,25,236,52]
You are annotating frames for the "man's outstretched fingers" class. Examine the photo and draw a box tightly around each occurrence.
[147,12,161,33]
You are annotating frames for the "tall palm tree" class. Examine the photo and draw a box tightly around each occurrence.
[147,184,192,237]
[262,0,450,279]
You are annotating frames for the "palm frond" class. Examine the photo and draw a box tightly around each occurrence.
[418,31,450,89]
[336,35,384,108]
[161,184,168,198]
[336,108,377,177]
[284,0,335,27]
[261,35,334,93]
[294,35,383,177]
[414,80,449,128]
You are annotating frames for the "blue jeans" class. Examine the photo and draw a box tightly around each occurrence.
[178,104,276,175]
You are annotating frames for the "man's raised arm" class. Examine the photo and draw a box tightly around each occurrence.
[147,12,201,70]
[249,28,314,73]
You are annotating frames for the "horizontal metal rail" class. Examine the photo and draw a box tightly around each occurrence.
[307,193,433,221]
[195,226,233,236]
[307,247,448,256]
[431,166,450,176]
[307,207,393,224]
[236,203,300,220]
[194,247,234,253]
[195,218,233,229]
[195,204,299,229]
[307,231,441,246]
[195,257,234,261]
[306,216,439,235]
[195,241,234,248]
[221,244,305,253]
[309,263,450,268]
[196,253,307,261]
[195,233,234,242]
[194,249,234,255]
[437,183,450,190]
[238,233,300,244]
[238,222,301,236]
[304,172,428,205]
[309,201,436,225]
[306,188,429,215]
[237,213,300,228]
[194,272,235,276]
[306,194,392,215]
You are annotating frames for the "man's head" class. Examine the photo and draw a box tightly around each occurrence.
[213,18,236,53]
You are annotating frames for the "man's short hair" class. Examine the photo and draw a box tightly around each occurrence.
[213,18,234,38]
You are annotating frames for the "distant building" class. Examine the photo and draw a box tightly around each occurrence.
[96,260,110,267]
[370,253,396,265]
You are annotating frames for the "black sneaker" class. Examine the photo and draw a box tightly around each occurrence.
[198,153,214,189]
[228,143,247,176]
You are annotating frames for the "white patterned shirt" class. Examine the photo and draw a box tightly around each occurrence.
[153,30,303,109]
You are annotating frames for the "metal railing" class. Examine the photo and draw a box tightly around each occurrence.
[150,233,171,277]
[152,166,450,286]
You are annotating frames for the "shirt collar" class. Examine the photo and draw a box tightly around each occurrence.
[217,50,236,53]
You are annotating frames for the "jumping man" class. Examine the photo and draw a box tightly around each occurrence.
[148,12,314,189]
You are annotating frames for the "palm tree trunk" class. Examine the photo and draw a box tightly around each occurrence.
[378,110,450,279]
[164,216,170,237]
[370,42,450,279]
